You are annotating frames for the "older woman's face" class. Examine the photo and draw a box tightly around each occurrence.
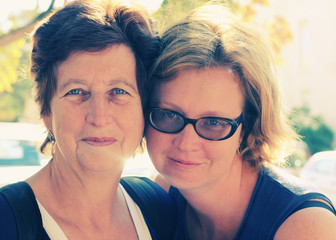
[146,67,244,191]
[43,44,143,172]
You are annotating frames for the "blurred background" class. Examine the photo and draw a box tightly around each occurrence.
[0,0,335,203]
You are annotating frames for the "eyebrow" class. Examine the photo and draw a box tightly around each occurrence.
[157,101,235,118]
[59,78,138,93]
[107,79,138,93]
[59,79,87,92]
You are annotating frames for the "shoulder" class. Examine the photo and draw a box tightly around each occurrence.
[121,176,170,200]
[0,188,18,239]
[120,176,178,240]
[275,206,336,239]
[241,166,336,238]
[260,165,331,199]
[258,165,335,214]
[120,176,177,214]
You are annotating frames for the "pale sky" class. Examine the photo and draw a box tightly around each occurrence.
[0,0,162,32]
[0,0,62,31]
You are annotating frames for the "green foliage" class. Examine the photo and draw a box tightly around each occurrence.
[0,77,33,121]
[0,58,32,121]
[0,7,40,94]
[0,7,39,120]
[289,106,335,155]
[286,141,310,168]
[153,0,209,31]
[0,28,31,121]
[0,39,25,93]
[153,0,241,32]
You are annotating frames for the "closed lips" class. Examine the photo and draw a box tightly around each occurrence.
[169,157,201,165]
[82,137,116,145]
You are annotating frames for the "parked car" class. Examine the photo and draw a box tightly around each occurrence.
[300,151,336,204]
[0,122,48,187]
[0,139,42,166]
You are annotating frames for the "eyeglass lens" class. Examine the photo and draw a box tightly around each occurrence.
[149,108,239,140]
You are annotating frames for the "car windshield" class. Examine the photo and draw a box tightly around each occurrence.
[0,139,41,166]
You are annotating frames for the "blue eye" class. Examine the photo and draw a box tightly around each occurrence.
[166,112,177,118]
[209,119,220,126]
[68,89,82,95]
[114,88,126,94]
[106,88,131,102]
[64,89,90,101]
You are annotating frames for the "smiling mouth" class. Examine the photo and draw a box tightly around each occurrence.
[82,137,116,146]
[169,157,201,169]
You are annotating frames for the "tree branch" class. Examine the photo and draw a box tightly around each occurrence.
[0,0,56,47]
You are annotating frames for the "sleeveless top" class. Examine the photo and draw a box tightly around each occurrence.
[169,166,336,240]
[0,177,177,240]
[36,184,151,240]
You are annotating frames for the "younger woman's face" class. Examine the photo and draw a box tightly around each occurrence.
[146,67,245,191]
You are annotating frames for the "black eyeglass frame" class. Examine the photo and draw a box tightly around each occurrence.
[148,107,244,141]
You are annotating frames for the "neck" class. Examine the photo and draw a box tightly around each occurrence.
[26,156,139,239]
[181,161,258,240]
[27,157,124,222]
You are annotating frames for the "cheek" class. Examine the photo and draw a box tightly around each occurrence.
[122,105,144,134]
[53,108,83,139]
[145,127,158,153]
[145,127,168,162]
[131,117,144,142]
[120,106,145,153]
[206,132,242,161]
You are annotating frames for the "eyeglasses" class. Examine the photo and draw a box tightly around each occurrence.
[148,107,243,141]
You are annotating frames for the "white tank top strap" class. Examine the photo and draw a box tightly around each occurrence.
[36,199,68,240]
[120,184,152,240]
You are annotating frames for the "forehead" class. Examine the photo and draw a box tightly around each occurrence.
[152,67,244,117]
[56,44,136,86]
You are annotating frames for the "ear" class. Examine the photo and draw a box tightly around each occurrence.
[43,114,52,132]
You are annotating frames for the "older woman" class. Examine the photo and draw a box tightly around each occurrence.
[146,4,336,240]
[0,1,175,239]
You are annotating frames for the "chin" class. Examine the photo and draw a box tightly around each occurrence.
[163,172,202,191]
[78,151,124,170]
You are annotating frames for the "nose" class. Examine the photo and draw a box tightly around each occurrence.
[86,95,112,127]
[173,123,201,152]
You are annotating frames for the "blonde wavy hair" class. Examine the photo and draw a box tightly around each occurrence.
[149,4,298,169]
